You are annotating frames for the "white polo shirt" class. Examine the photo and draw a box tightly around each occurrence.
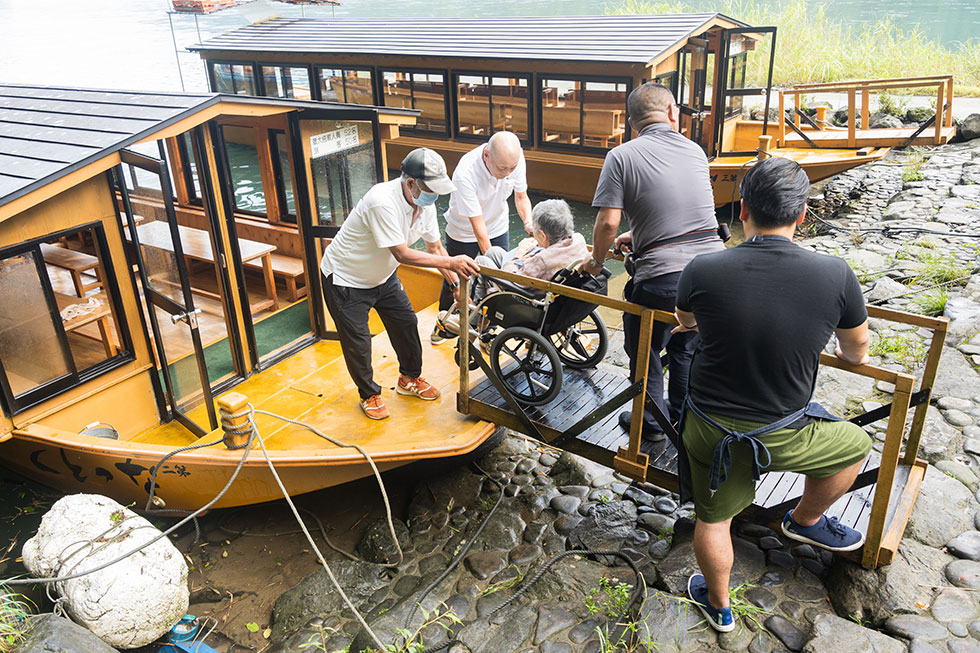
[445,143,528,243]
[320,179,441,289]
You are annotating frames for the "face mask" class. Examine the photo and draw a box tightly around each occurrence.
[413,188,439,207]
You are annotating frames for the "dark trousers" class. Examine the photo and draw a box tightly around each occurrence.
[622,271,698,428]
[322,273,423,400]
[438,232,510,310]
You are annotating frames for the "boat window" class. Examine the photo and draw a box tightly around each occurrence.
[381,70,448,135]
[0,225,132,415]
[306,119,378,228]
[221,125,267,216]
[315,68,374,104]
[261,65,313,101]
[212,63,256,96]
[540,77,629,151]
[726,52,748,117]
[653,71,678,97]
[177,132,203,204]
[270,130,297,223]
[454,73,530,142]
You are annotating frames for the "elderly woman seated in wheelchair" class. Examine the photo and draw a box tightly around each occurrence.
[435,199,610,406]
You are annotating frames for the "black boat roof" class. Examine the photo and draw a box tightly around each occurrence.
[191,14,747,65]
[0,83,415,210]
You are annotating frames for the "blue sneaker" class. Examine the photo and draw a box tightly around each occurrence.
[781,511,865,552]
[687,574,735,633]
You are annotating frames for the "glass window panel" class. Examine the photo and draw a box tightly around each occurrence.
[0,251,72,397]
[213,63,235,94]
[306,120,377,228]
[491,76,529,140]
[274,132,296,220]
[382,71,446,133]
[317,67,344,101]
[180,132,202,201]
[583,81,627,146]
[222,125,266,215]
[541,78,580,145]
[344,70,373,104]
[262,66,312,100]
[214,64,255,95]
[382,71,412,109]
[457,74,490,135]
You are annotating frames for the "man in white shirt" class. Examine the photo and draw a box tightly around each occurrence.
[320,148,480,420]
[434,131,533,339]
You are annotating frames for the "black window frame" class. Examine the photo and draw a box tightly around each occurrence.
[175,131,203,206]
[450,70,533,147]
[537,74,633,156]
[269,128,298,224]
[207,60,259,96]
[312,65,376,104]
[379,66,452,138]
[0,222,135,416]
[257,62,315,101]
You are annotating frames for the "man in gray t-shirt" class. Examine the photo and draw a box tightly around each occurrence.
[581,83,723,439]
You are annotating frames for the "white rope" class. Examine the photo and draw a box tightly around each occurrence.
[59,296,102,322]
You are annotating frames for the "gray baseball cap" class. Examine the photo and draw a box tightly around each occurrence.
[401,148,456,195]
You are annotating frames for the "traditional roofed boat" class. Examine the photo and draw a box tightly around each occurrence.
[0,84,498,511]
[189,14,956,207]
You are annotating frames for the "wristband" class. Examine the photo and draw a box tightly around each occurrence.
[590,254,604,268]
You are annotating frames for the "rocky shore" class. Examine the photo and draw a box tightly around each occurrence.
[12,139,980,653]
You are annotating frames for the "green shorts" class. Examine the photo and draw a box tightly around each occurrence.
[682,410,872,524]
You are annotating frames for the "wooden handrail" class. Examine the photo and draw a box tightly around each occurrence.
[792,75,953,90]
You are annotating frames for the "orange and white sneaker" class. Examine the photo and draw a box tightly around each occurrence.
[360,394,390,420]
[396,375,441,401]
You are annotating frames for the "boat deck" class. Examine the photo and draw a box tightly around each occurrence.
[784,126,956,147]
[467,366,883,544]
[131,303,492,461]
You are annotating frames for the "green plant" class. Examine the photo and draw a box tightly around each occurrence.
[868,333,927,370]
[594,620,662,652]
[876,91,909,118]
[0,587,34,652]
[479,565,526,597]
[610,0,980,96]
[902,149,927,182]
[909,288,949,317]
[728,583,769,634]
[299,624,340,651]
[912,251,970,286]
[387,606,461,653]
[586,578,634,618]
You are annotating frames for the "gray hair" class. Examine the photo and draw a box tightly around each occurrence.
[532,199,574,245]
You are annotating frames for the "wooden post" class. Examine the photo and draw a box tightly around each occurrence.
[861,87,870,131]
[935,82,945,145]
[457,275,470,415]
[847,88,857,147]
[793,92,800,128]
[777,91,786,147]
[757,135,772,158]
[814,106,827,129]
[862,373,914,569]
[902,317,948,465]
[614,309,655,482]
[217,392,251,449]
[945,77,954,127]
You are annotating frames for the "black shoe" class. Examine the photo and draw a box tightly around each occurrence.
[618,410,666,442]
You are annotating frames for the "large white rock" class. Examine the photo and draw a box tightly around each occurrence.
[21,494,188,649]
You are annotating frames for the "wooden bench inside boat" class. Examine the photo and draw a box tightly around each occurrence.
[455,267,948,569]
[243,252,307,302]
[40,242,103,297]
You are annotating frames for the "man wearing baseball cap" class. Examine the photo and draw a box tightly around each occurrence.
[320,148,480,420]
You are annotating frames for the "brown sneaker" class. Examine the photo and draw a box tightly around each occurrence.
[360,395,390,420]
[396,375,441,401]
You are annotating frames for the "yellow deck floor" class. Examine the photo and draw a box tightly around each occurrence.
[131,304,489,460]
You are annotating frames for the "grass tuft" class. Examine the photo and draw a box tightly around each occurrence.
[0,587,33,653]
[610,0,980,96]
[868,333,927,370]
[909,288,949,317]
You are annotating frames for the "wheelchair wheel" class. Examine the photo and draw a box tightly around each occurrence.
[489,327,562,406]
[455,343,480,371]
[552,310,608,369]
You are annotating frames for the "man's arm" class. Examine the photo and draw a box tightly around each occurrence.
[515,191,533,235]
[388,243,480,278]
[465,215,492,255]
[835,322,870,365]
[672,308,698,334]
[580,207,622,274]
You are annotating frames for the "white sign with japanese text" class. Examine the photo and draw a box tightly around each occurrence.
[310,125,360,159]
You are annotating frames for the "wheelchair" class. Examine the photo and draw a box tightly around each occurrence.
[437,265,611,406]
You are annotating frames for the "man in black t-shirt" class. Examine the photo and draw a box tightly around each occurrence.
[673,158,872,633]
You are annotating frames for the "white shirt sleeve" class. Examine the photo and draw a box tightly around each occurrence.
[364,203,405,249]
[511,151,528,193]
